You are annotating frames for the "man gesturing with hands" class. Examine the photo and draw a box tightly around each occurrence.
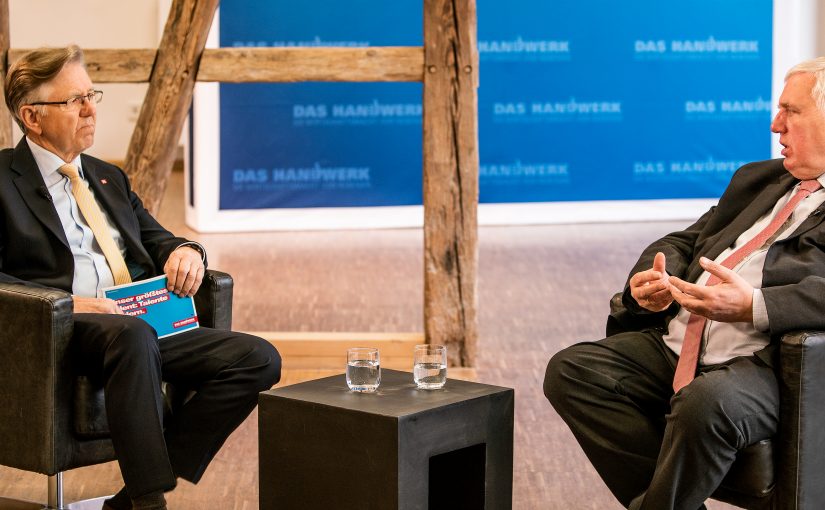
[544,57,825,510]
[633,253,756,323]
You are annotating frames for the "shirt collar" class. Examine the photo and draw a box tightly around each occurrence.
[25,137,84,183]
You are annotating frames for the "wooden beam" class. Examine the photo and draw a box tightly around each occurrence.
[422,0,479,367]
[199,47,424,82]
[255,331,423,370]
[8,47,424,84]
[0,0,13,148]
[79,49,156,83]
[123,0,219,215]
[7,48,156,83]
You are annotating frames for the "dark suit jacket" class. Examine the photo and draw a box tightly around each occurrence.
[610,158,825,366]
[0,138,199,293]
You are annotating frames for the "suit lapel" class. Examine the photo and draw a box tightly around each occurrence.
[686,172,795,282]
[9,139,70,248]
[717,174,794,255]
[782,201,825,241]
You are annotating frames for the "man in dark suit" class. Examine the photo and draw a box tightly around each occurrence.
[1,46,281,510]
[544,57,825,509]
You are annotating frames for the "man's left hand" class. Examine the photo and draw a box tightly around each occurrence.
[164,246,204,297]
[668,257,754,323]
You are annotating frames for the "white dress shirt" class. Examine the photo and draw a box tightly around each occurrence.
[663,174,825,365]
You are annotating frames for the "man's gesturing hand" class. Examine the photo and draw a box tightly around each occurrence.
[669,257,754,323]
[164,246,205,297]
[629,252,673,312]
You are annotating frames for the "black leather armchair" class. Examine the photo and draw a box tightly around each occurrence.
[0,270,234,510]
[609,293,825,510]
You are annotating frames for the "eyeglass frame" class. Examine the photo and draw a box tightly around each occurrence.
[27,90,103,111]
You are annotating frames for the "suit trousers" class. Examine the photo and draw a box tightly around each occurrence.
[72,313,282,498]
[544,330,779,510]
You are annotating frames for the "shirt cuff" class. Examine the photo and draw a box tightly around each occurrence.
[752,288,770,332]
[174,241,206,262]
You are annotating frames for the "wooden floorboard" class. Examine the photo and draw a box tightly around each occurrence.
[0,172,737,509]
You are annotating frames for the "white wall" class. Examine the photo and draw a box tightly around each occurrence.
[7,1,162,160]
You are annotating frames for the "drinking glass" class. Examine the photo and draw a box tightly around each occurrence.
[346,347,381,392]
[413,344,447,390]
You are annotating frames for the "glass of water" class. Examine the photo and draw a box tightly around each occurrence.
[346,347,381,392]
[413,344,447,390]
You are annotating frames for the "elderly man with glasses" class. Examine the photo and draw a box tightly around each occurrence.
[0,46,281,510]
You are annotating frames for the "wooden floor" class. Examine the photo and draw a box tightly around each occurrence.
[0,172,737,509]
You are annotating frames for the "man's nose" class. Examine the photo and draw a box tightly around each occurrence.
[79,98,96,115]
[770,112,783,133]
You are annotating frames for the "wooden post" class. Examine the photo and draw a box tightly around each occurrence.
[423,0,479,366]
[0,0,13,148]
[124,0,218,214]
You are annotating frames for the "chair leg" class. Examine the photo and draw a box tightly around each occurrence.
[45,474,65,510]
[42,473,108,509]
[0,473,107,510]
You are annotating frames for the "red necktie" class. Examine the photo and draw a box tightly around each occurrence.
[672,179,822,392]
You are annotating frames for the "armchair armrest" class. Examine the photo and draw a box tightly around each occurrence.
[193,269,233,330]
[777,331,825,510]
[0,282,75,474]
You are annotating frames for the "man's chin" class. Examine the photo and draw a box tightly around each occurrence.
[784,161,822,181]
[80,135,95,151]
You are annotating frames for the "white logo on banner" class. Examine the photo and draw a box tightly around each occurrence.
[633,159,748,182]
[481,161,570,184]
[493,99,622,122]
[230,37,369,48]
[685,98,771,119]
[479,37,571,61]
[634,37,760,60]
[232,163,372,190]
[293,101,422,126]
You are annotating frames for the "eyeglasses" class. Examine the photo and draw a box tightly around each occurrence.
[28,90,103,111]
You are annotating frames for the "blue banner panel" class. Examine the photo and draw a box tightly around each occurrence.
[218,0,772,209]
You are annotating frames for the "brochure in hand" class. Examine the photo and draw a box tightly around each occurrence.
[100,275,199,338]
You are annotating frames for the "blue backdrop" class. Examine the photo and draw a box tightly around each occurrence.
[218,0,773,210]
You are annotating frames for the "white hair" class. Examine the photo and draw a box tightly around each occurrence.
[786,57,825,112]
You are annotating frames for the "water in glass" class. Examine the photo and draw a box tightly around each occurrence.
[414,362,447,389]
[346,359,380,392]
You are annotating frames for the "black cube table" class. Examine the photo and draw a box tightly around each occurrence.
[259,368,514,510]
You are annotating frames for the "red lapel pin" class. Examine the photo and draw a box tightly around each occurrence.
[100,178,108,184]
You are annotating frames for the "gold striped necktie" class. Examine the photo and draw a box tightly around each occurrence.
[58,163,132,285]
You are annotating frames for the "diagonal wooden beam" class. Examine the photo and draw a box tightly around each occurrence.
[423,0,479,367]
[123,0,219,215]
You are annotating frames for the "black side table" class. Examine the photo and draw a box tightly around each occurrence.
[259,368,514,510]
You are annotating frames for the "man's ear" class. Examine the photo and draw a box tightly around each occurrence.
[19,106,42,135]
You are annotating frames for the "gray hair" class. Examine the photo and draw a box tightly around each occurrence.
[786,57,825,112]
[4,45,85,131]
